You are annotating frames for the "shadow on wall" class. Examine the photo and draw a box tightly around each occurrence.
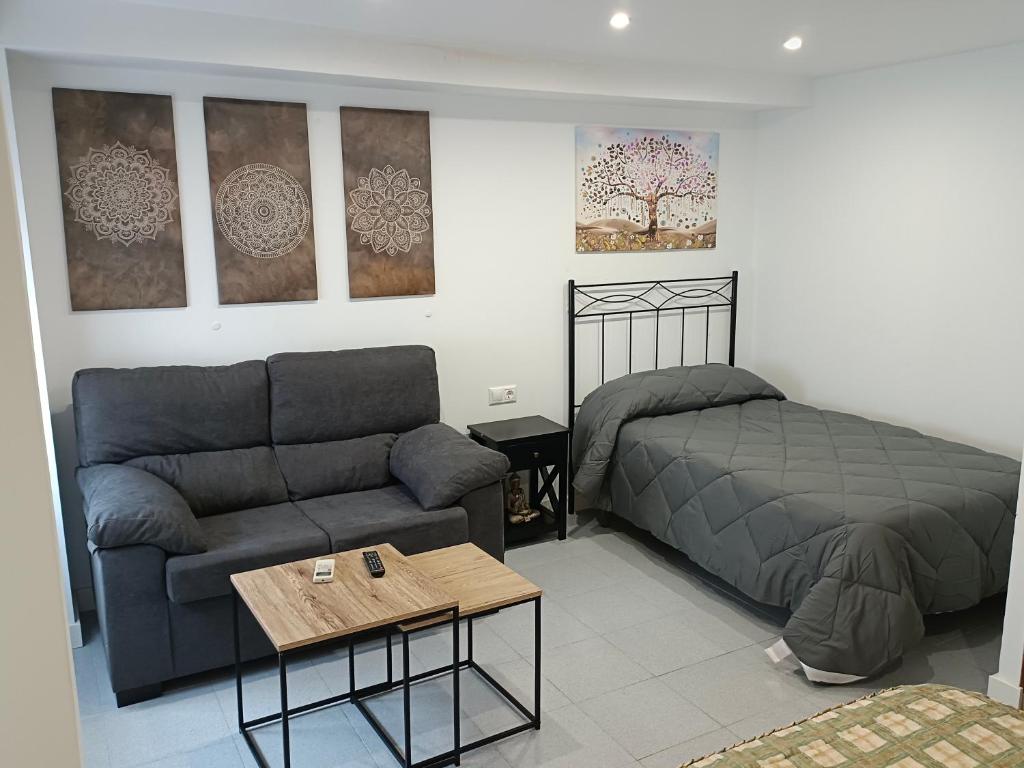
[52,406,92,607]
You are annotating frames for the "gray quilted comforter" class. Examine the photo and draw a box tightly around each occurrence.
[572,364,1020,678]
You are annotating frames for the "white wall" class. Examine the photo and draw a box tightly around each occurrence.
[0,51,81,767]
[751,43,1024,459]
[8,53,758,602]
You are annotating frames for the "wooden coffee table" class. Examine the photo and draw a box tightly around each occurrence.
[231,542,543,768]
[231,543,460,768]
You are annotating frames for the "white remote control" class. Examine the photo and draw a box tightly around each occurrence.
[312,559,335,583]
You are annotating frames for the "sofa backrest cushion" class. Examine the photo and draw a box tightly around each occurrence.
[126,447,289,517]
[73,360,271,466]
[267,346,440,444]
[274,434,397,501]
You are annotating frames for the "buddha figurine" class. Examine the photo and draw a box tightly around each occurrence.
[506,475,539,524]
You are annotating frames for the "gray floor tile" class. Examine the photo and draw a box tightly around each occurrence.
[662,644,820,727]
[495,704,637,768]
[359,675,487,766]
[482,598,595,654]
[410,620,521,669]
[605,613,731,676]
[239,705,381,768]
[514,557,619,600]
[638,728,739,768]
[561,583,664,634]
[138,737,245,768]
[580,678,719,759]
[619,574,717,614]
[693,598,781,645]
[98,685,233,768]
[470,655,571,722]
[726,697,834,742]
[504,539,573,569]
[79,714,112,768]
[217,656,332,723]
[542,637,651,703]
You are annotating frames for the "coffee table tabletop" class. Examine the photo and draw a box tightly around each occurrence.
[400,543,542,631]
[230,542,457,652]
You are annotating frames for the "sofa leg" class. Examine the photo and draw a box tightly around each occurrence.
[115,683,162,707]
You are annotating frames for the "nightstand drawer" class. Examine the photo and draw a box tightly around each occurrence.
[503,437,565,472]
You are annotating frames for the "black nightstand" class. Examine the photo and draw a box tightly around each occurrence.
[468,416,569,546]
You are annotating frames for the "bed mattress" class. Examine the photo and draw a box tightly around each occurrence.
[572,364,1019,679]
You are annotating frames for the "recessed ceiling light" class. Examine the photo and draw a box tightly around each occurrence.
[783,36,803,51]
[609,12,630,30]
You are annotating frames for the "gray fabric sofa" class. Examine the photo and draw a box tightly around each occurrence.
[73,346,509,706]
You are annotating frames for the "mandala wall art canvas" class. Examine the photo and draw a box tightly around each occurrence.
[575,126,719,253]
[52,88,186,310]
[204,97,317,304]
[340,107,434,298]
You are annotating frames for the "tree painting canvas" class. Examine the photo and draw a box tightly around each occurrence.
[575,126,718,253]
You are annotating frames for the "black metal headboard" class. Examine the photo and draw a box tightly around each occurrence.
[568,271,738,432]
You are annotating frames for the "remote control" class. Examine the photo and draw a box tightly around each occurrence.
[362,550,385,578]
[312,559,335,583]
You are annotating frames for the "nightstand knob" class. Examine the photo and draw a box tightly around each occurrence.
[532,451,540,460]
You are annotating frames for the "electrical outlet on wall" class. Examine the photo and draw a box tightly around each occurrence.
[488,385,517,405]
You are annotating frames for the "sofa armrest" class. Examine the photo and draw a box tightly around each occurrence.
[391,424,510,510]
[79,463,206,554]
[459,481,505,561]
[92,544,174,696]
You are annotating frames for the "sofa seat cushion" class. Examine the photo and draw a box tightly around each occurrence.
[165,502,329,604]
[296,485,468,556]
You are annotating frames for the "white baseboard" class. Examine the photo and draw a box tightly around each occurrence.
[987,674,1022,708]
[69,619,83,649]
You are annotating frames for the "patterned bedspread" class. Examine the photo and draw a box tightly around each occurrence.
[686,685,1024,767]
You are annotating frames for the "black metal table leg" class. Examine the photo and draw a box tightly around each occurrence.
[403,630,412,768]
[233,590,243,731]
[453,608,461,766]
[557,464,568,540]
[387,630,393,686]
[467,617,473,663]
[349,640,356,694]
[534,597,542,728]
[280,653,290,768]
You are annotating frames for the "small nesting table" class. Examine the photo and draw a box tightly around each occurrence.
[231,543,542,768]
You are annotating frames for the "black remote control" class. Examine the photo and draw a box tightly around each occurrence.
[363,550,385,578]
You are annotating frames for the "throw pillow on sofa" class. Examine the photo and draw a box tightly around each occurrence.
[78,463,207,554]
[390,423,510,509]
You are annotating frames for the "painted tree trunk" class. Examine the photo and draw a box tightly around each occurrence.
[645,195,659,236]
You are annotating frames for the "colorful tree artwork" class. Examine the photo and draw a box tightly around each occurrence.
[575,126,719,253]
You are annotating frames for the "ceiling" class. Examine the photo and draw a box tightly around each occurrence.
[126,0,1024,78]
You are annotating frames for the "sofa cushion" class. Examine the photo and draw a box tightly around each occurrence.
[391,424,511,509]
[165,502,329,604]
[296,485,468,556]
[126,447,289,518]
[267,346,439,444]
[275,434,396,501]
[74,360,271,466]
[78,464,207,554]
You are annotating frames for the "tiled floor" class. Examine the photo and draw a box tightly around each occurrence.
[74,514,1005,768]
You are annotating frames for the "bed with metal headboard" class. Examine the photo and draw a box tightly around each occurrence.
[567,271,739,433]
[566,270,1019,685]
